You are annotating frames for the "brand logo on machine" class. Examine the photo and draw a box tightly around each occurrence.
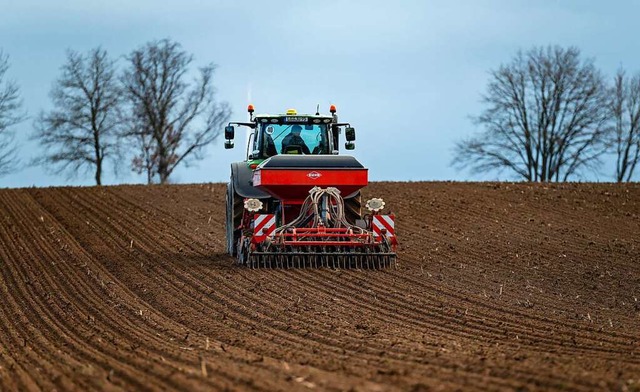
[307,171,322,180]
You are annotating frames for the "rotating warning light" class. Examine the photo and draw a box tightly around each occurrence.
[286,108,297,115]
[329,104,337,113]
[247,104,255,113]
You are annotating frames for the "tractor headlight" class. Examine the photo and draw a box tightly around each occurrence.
[365,198,385,212]
[244,198,263,212]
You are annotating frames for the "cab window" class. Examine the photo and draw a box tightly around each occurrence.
[261,123,329,157]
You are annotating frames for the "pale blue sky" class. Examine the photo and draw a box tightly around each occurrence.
[1,0,638,187]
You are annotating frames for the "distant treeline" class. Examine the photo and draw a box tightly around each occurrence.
[454,45,640,182]
[0,38,230,185]
[0,43,638,184]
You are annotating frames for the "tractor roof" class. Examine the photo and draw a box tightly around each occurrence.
[254,113,333,119]
[253,113,334,124]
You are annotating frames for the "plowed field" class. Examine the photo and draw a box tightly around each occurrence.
[0,182,639,391]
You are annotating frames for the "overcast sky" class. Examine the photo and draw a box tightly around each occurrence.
[1,0,639,187]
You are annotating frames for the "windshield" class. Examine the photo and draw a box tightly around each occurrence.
[259,123,330,157]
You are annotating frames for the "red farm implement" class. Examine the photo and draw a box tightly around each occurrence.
[224,105,397,268]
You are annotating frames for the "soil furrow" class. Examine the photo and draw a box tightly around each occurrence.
[0,182,637,391]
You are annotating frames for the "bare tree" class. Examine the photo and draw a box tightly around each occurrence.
[609,69,640,182]
[131,130,156,184]
[34,48,121,185]
[454,46,610,182]
[0,50,26,176]
[122,39,231,184]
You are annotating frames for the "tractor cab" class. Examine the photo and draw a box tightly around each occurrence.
[223,106,356,165]
[256,117,332,157]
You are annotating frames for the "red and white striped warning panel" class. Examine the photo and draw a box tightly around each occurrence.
[372,214,395,238]
[253,214,276,242]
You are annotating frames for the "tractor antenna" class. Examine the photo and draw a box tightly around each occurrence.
[247,84,252,119]
[315,104,320,116]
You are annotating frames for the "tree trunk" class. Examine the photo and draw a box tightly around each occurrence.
[95,161,102,185]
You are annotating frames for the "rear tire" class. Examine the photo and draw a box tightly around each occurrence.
[226,182,243,256]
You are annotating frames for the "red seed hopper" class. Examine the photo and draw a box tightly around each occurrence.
[253,155,367,200]
[253,155,367,217]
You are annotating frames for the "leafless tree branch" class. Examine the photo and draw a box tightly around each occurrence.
[0,50,26,177]
[453,46,609,182]
[33,47,122,185]
[609,68,640,182]
[121,39,231,184]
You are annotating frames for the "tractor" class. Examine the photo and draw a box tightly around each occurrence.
[224,104,396,268]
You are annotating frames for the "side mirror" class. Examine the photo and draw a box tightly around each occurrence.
[345,127,356,141]
[224,140,234,149]
[345,141,355,150]
[224,125,235,140]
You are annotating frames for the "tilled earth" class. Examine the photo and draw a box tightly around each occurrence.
[0,182,639,391]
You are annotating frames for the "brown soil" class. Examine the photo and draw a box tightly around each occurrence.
[0,182,639,391]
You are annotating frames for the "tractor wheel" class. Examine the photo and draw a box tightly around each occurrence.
[344,192,362,224]
[226,182,244,256]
